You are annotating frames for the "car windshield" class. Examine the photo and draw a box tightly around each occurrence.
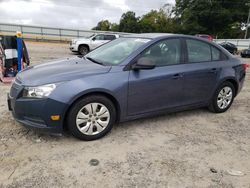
[85,37,151,65]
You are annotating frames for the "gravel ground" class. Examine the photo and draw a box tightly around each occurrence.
[0,41,250,188]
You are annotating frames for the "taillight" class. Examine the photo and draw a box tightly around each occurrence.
[242,64,249,70]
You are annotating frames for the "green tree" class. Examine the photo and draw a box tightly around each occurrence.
[174,0,249,38]
[119,11,140,33]
[139,9,177,33]
[110,23,119,32]
[92,20,111,31]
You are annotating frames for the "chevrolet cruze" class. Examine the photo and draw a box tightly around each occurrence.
[8,34,247,140]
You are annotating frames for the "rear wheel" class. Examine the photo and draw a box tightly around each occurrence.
[209,82,235,113]
[67,95,116,140]
[79,45,89,55]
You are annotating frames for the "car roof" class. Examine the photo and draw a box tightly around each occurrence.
[195,34,211,36]
[121,33,233,57]
[123,33,178,39]
[123,33,214,40]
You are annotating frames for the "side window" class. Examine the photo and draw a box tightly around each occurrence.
[186,39,211,63]
[212,46,228,61]
[211,46,220,61]
[140,39,181,66]
[94,35,104,40]
[105,35,116,40]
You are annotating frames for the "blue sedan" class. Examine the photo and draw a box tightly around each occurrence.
[8,34,247,140]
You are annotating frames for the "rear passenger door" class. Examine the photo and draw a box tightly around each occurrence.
[182,38,224,105]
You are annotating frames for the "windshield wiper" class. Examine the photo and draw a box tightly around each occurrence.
[86,57,104,65]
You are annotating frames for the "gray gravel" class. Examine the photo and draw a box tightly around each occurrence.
[0,41,250,188]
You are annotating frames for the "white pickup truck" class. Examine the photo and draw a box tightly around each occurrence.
[70,33,119,55]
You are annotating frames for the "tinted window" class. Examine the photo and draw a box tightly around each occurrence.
[94,35,104,40]
[186,39,211,63]
[141,39,181,66]
[105,35,116,40]
[211,46,220,61]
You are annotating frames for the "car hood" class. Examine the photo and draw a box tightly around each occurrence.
[17,57,111,86]
[76,38,90,43]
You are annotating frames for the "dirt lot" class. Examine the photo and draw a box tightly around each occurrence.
[0,41,250,188]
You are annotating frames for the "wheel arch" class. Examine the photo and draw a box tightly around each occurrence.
[217,77,239,96]
[78,44,90,52]
[224,78,238,96]
[63,91,121,131]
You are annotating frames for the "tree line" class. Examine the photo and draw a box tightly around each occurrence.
[92,0,250,38]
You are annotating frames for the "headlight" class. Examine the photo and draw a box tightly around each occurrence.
[72,40,77,44]
[22,84,57,98]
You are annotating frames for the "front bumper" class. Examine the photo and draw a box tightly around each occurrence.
[238,78,245,95]
[69,44,78,52]
[8,93,68,135]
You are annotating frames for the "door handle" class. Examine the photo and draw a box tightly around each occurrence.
[172,73,183,79]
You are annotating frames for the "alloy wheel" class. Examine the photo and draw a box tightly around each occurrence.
[217,86,233,109]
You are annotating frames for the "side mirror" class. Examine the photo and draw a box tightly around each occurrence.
[132,57,155,70]
[92,37,96,41]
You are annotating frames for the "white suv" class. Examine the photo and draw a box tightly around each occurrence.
[70,34,119,55]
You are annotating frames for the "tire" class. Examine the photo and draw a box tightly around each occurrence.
[67,95,116,141]
[208,82,235,113]
[78,45,89,55]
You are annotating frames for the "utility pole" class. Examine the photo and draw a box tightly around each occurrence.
[245,3,250,39]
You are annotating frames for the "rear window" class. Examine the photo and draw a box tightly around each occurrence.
[211,46,220,61]
[105,35,116,40]
[187,39,211,63]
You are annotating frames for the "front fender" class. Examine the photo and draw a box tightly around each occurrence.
[49,70,129,121]
[67,88,120,107]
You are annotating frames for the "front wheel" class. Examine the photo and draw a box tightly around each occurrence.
[79,45,89,55]
[67,95,116,141]
[209,82,235,113]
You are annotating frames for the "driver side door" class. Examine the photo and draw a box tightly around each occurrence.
[127,38,186,115]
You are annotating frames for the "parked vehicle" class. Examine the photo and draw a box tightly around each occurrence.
[8,33,247,140]
[70,33,119,55]
[219,42,238,55]
[241,48,250,58]
[195,34,213,41]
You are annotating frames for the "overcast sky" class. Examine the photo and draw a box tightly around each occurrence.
[0,0,175,30]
